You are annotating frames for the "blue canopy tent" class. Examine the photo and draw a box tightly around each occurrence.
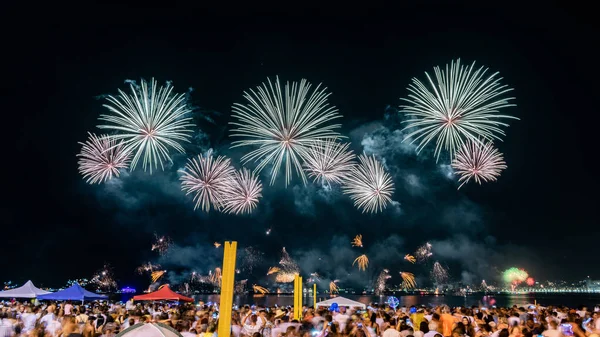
[37,284,107,304]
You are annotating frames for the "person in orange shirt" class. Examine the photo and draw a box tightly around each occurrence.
[440,307,455,337]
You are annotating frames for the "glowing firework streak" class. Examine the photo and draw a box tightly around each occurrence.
[329,280,339,293]
[77,133,131,184]
[151,270,166,283]
[415,242,433,262]
[451,139,506,189]
[404,254,416,264]
[353,254,369,271]
[180,151,235,212]
[375,269,391,295]
[267,267,281,275]
[400,272,416,289]
[351,234,363,247]
[230,77,343,187]
[98,78,194,173]
[431,261,449,285]
[526,277,535,286]
[303,139,355,185]
[214,242,221,248]
[342,153,395,213]
[400,59,517,161]
[221,168,263,215]
[252,284,269,294]
[151,234,172,255]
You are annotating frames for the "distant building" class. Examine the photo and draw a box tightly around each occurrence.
[586,279,600,291]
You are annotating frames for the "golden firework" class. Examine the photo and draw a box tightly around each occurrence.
[353,254,369,271]
[329,280,339,293]
[351,234,363,247]
[209,267,222,287]
[267,267,281,275]
[214,242,221,248]
[275,272,297,283]
[404,254,416,264]
[252,284,269,294]
[151,270,166,283]
[400,272,416,289]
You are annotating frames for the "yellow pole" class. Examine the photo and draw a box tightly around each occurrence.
[313,283,317,308]
[218,241,237,337]
[294,274,303,320]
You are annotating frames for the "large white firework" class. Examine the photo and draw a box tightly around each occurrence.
[179,151,235,212]
[451,139,507,189]
[230,77,342,186]
[303,138,356,185]
[342,153,395,213]
[77,133,131,184]
[98,78,195,173]
[221,168,263,215]
[400,59,517,161]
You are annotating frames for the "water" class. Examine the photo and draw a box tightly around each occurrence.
[118,293,600,308]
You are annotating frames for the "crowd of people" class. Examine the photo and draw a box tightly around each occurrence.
[0,299,599,337]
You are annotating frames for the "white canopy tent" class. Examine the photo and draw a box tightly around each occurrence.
[315,296,366,309]
[116,323,182,337]
[0,280,51,298]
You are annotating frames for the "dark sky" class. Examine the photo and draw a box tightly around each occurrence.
[4,3,599,290]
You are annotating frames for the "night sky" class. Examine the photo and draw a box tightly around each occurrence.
[4,3,599,290]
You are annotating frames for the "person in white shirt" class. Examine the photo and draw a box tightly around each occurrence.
[21,307,37,333]
[542,321,562,337]
[64,302,73,316]
[335,308,350,332]
[0,312,14,337]
[383,319,401,337]
[423,322,440,337]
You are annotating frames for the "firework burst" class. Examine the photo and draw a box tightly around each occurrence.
[342,153,395,213]
[451,139,507,189]
[375,269,391,295]
[269,248,300,283]
[179,151,235,212]
[252,284,269,294]
[329,280,339,293]
[77,133,131,184]
[214,242,221,248]
[404,254,416,264]
[303,139,355,185]
[353,254,369,271]
[136,262,161,275]
[241,247,264,274]
[502,267,528,285]
[235,279,248,294]
[307,272,321,283]
[415,242,433,262]
[151,234,172,255]
[221,168,263,215]
[230,77,343,187]
[351,234,363,248]
[91,264,117,292]
[400,59,517,161]
[209,268,222,287]
[431,261,449,285]
[400,272,416,289]
[98,78,194,173]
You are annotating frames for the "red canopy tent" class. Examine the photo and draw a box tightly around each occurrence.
[132,285,194,302]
